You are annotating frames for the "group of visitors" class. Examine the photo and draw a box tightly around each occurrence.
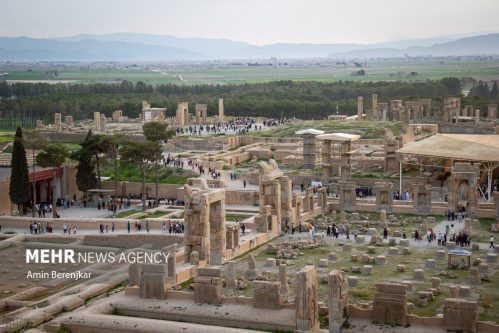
[326,223,350,239]
[393,190,410,200]
[163,220,184,234]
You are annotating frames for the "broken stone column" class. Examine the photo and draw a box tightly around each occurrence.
[295,265,319,332]
[253,281,282,309]
[328,270,348,333]
[139,263,167,300]
[246,253,258,279]
[227,260,237,289]
[373,283,408,326]
[54,113,62,131]
[194,267,223,305]
[443,298,478,333]
[190,251,199,265]
[279,264,288,293]
[357,96,363,120]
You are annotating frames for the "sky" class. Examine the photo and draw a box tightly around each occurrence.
[1,0,499,45]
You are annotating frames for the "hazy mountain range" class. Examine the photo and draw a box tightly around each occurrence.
[0,32,498,61]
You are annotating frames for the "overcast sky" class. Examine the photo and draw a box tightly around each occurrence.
[2,0,498,45]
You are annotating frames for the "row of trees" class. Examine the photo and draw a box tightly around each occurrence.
[469,81,499,99]
[9,122,174,216]
[74,121,174,211]
[3,78,494,126]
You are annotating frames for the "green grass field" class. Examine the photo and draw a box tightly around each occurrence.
[2,59,499,85]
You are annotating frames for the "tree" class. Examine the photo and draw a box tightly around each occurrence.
[440,77,461,96]
[9,127,30,215]
[80,131,104,189]
[36,143,70,218]
[24,130,47,217]
[120,140,162,211]
[142,122,175,205]
[99,134,124,198]
[491,82,498,99]
[72,131,98,194]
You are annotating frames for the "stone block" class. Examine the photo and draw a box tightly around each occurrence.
[436,250,446,261]
[388,238,397,246]
[319,259,329,267]
[443,298,478,333]
[367,228,377,235]
[355,236,365,244]
[425,259,436,269]
[367,246,376,254]
[397,264,405,272]
[486,253,497,264]
[265,258,277,267]
[458,286,471,298]
[328,252,338,261]
[388,247,399,256]
[350,255,358,262]
[197,267,223,277]
[348,276,358,287]
[402,247,410,255]
[253,281,282,309]
[449,285,458,298]
[342,244,352,252]
[376,255,386,265]
[478,263,489,274]
[362,265,373,275]
[362,253,370,263]
[431,277,441,290]
[413,269,424,280]
[399,239,409,247]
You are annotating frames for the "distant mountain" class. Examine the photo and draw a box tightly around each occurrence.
[56,33,251,60]
[330,33,499,59]
[0,37,202,61]
[0,32,498,61]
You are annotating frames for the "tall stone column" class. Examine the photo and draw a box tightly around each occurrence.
[218,98,224,121]
[295,265,319,332]
[357,96,363,120]
[328,270,348,333]
[372,94,378,120]
[302,134,317,170]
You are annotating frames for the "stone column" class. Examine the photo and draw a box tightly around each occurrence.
[94,111,100,130]
[302,134,317,170]
[373,283,408,325]
[295,265,319,332]
[218,98,224,121]
[494,192,499,222]
[227,260,237,289]
[328,270,348,333]
[475,109,480,125]
[279,264,288,293]
[372,94,378,120]
[54,113,62,131]
[357,96,363,120]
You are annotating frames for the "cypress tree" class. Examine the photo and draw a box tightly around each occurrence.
[9,127,30,213]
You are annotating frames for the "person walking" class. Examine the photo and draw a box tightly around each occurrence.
[127,220,131,233]
[490,235,495,248]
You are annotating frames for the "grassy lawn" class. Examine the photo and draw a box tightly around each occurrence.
[226,214,252,222]
[137,210,170,220]
[114,210,140,218]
